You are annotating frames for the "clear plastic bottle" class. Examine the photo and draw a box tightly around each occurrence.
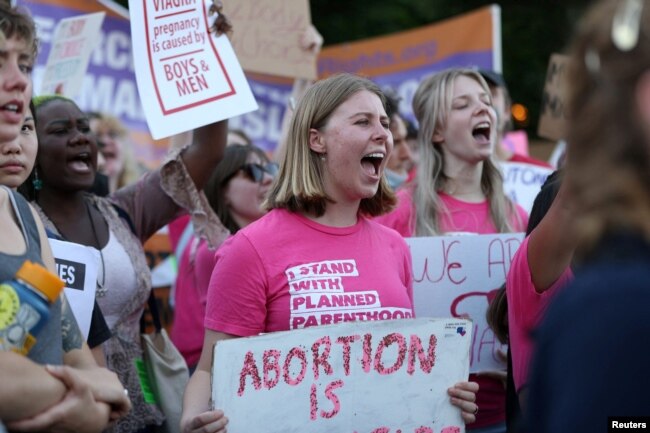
[0,260,65,355]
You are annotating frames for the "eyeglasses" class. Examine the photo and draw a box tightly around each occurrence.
[241,162,279,183]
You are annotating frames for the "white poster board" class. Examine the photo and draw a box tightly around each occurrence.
[213,318,471,433]
[129,0,258,139]
[48,239,99,340]
[407,233,524,373]
[40,12,105,98]
[500,161,553,213]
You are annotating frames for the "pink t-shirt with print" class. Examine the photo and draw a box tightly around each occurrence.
[506,235,573,392]
[205,208,414,337]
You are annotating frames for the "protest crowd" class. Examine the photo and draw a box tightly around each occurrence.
[0,0,648,432]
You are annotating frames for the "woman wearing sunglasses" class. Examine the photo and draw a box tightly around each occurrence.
[171,144,276,371]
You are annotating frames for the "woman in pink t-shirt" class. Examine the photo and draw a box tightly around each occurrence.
[181,73,480,433]
[171,144,277,370]
[376,68,528,433]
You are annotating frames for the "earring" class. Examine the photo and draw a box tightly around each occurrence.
[32,169,43,191]
[320,152,327,161]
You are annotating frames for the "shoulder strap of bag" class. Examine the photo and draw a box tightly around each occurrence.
[146,291,163,333]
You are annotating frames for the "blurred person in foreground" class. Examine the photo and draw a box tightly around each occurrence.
[527,0,650,431]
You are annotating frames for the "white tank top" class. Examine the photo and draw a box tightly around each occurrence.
[96,230,138,330]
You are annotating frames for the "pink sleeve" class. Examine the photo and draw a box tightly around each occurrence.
[506,236,572,391]
[204,233,268,337]
[374,189,416,237]
[194,239,218,308]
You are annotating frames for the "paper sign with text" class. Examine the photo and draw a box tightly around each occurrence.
[49,239,99,340]
[224,0,316,80]
[40,12,105,98]
[212,318,471,433]
[500,162,553,214]
[538,53,570,141]
[129,0,258,139]
[407,233,524,373]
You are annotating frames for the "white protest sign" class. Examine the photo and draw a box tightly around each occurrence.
[213,318,471,433]
[48,239,99,340]
[500,161,553,213]
[40,12,105,98]
[407,233,524,373]
[129,0,258,139]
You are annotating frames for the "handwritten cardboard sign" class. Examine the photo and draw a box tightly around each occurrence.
[129,0,258,139]
[537,53,570,141]
[407,233,524,373]
[212,318,471,433]
[500,161,553,213]
[224,0,316,80]
[48,239,99,340]
[40,12,105,98]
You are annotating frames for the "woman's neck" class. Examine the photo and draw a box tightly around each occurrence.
[304,200,359,228]
[36,188,88,218]
[442,161,485,202]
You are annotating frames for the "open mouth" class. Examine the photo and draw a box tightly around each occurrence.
[472,122,491,143]
[360,152,385,177]
[67,151,93,172]
[1,100,23,116]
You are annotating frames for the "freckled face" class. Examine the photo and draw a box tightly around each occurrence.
[311,90,393,206]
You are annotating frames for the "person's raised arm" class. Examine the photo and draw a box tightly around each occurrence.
[181,119,228,190]
[527,178,576,292]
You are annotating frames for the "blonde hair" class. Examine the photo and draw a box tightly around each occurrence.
[412,68,518,236]
[565,0,650,254]
[264,73,396,217]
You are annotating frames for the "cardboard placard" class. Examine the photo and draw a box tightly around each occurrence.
[212,318,471,433]
[224,0,316,80]
[537,53,570,141]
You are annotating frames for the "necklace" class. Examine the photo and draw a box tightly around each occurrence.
[85,201,107,297]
